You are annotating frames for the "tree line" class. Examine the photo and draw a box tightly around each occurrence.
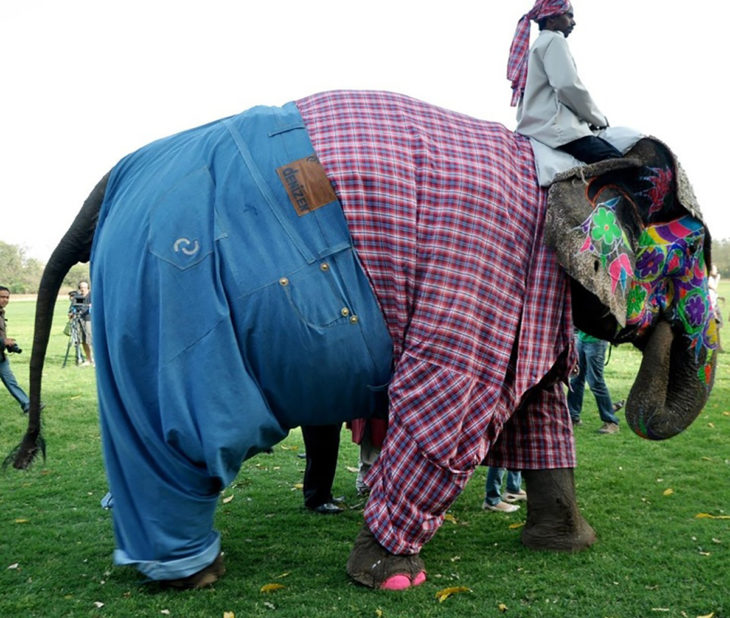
[710,238,730,277]
[3,237,730,295]
[0,241,89,294]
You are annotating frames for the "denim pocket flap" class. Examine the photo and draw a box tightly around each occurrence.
[148,166,221,270]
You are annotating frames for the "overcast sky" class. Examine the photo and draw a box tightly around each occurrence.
[1,0,724,261]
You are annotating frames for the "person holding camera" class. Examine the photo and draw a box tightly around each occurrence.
[0,286,31,414]
[68,280,94,367]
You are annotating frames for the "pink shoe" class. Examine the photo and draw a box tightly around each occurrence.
[380,574,411,590]
[380,570,427,590]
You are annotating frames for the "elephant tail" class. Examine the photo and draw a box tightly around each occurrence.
[4,173,110,471]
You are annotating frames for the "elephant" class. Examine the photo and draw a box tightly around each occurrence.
[9,90,716,590]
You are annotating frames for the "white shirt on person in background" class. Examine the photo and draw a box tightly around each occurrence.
[516,30,608,149]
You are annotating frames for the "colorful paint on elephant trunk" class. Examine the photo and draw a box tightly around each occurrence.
[575,190,717,391]
[625,216,717,386]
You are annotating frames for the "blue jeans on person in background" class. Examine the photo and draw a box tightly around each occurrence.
[567,338,619,425]
[485,467,522,507]
[0,357,30,412]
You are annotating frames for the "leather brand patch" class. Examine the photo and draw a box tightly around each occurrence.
[277,155,337,216]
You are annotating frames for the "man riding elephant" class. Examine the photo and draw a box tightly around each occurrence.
[10,89,716,590]
[509,0,622,164]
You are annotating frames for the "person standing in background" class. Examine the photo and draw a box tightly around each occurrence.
[0,286,31,414]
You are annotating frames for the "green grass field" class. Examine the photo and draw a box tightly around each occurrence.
[1,294,728,617]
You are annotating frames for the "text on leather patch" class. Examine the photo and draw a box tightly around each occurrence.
[277,155,337,216]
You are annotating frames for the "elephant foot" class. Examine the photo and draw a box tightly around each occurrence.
[522,511,596,551]
[521,469,597,552]
[160,552,226,589]
[347,525,426,590]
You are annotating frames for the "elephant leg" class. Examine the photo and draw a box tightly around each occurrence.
[160,553,226,590]
[521,468,596,551]
[347,525,426,590]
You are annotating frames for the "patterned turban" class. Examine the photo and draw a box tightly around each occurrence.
[507,0,573,106]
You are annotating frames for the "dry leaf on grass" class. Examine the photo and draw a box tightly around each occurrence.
[260,583,286,593]
[498,602,508,612]
[435,586,471,602]
[443,513,458,524]
[663,488,674,496]
[346,466,359,473]
[509,522,525,530]
[223,612,235,618]
[222,495,234,504]
[7,563,19,570]
[695,513,730,520]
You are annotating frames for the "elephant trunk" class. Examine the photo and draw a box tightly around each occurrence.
[625,319,715,440]
[8,173,109,470]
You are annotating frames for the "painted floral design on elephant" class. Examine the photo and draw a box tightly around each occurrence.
[577,195,633,295]
[576,197,716,387]
[640,166,674,217]
[626,216,717,385]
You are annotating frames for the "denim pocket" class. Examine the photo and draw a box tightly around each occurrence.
[276,251,355,330]
[148,166,224,270]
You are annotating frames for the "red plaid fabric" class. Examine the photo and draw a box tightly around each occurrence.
[297,91,575,554]
[507,0,572,106]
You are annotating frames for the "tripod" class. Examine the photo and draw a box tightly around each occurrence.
[63,315,86,368]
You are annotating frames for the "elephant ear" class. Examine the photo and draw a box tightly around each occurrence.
[544,137,707,328]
